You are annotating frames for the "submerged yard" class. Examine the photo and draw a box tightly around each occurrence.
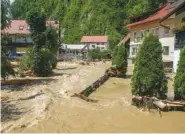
[1,62,185,133]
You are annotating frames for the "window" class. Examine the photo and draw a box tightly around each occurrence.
[163,46,169,55]
[19,26,24,30]
[164,25,170,35]
[155,27,159,36]
[97,43,100,45]
[102,43,104,45]
[133,31,143,43]
[144,29,150,36]
[132,47,137,56]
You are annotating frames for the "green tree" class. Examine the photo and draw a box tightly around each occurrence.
[88,48,101,60]
[1,0,15,80]
[174,46,185,100]
[25,11,53,76]
[45,25,60,68]
[131,34,167,99]
[115,43,128,77]
[112,45,118,65]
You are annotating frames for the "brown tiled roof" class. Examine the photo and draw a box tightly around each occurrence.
[80,36,108,43]
[2,20,59,35]
[125,3,173,29]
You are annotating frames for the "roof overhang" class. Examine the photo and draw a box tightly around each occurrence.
[160,0,185,22]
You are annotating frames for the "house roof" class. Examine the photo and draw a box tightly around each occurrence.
[80,36,108,43]
[125,3,173,29]
[2,20,59,35]
[160,0,185,22]
[61,44,87,50]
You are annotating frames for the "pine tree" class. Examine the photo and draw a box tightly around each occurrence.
[115,43,128,77]
[174,46,185,100]
[131,33,167,99]
[112,45,118,66]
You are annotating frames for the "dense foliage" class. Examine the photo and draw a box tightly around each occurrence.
[19,11,59,76]
[1,0,15,80]
[131,34,167,99]
[174,46,185,100]
[111,44,127,77]
[10,0,172,49]
[115,44,128,77]
[88,48,111,60]
[112,45,119,65]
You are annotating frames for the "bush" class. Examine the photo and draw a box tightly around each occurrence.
[101,50,111,59]
[19,48,34,71]
[19,48,53,76]
[1,52,15,80]
[131,34,167,99]
[88,48,102,60]
[112,45,118,65]
[115,43,128,77]
[174,46,185,100]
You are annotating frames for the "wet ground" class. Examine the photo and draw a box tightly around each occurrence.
[1,62,185,133]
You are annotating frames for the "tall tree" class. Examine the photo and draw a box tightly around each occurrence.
[131,34,167,99]
[1,0,15,80]
[115,43,128,77]
[174,46,185,100]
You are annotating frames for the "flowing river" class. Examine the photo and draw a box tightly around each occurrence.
[1,62,185,133]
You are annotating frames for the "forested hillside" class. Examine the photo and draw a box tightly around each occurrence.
[11,0,172,49]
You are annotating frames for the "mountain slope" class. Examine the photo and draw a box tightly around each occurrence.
[10,0,169,49]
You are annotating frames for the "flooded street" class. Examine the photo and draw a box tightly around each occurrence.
[1,62,185,133]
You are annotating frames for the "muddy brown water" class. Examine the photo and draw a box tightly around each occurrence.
[10,77,185,133]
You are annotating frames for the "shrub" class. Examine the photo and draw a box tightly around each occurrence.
[114,43,128,77]
[88,48,102,60]
[174,46,185,100]
[101,50,111,59]
[131,33,167,99]
[19,48,53,76]
[31,48,53,76]
[112,45,118,65]
[1,52,15,80]
[19,48,34,71]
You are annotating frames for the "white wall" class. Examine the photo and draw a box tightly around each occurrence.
[173,49,180,73]
[86,42,108,50]
[129,24,175,62]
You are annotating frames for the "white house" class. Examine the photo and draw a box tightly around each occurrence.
[80,36,109,50]
[160,0,185,73]
[124,2,175,66]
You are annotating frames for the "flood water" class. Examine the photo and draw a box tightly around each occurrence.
[11,77,185,133]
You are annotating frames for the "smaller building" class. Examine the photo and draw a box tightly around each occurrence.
[80,36,108,50]
[59,44,88,60]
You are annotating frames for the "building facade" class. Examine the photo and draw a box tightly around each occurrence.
[160,0,185,73]
[125,3,175,64]
[2,20,59,54]
[80,36,109,50]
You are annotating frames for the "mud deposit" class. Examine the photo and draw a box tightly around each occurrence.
[1,63,185,133]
